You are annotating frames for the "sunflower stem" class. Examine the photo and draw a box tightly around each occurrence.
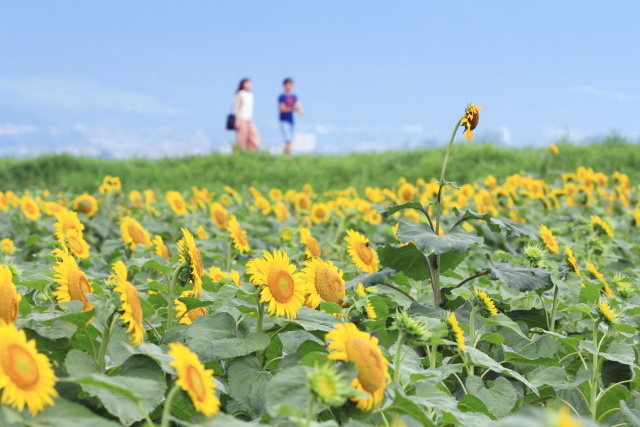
[393,330,406,385]
[469,306,478,348]
[256,297,264,333]
[167,261,188,331]
[97,311,119,373]
[549,284,560,333]
[589,320,603,420]
[160,384,182,427]
[225,238,233,272]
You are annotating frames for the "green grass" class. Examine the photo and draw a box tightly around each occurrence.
[1,139,638,193]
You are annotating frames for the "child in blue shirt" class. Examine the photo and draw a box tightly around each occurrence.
[278,78,304,155]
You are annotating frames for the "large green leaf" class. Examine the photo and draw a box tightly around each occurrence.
[379,201,430,219]
[29,398,121,427]
[620,400,640,426]
[378,243,429,280]
[483,258,552,292]
[264,366,311,417]
[387,390,436,427]
[227,356,272,419]
[466,376,518,418]
[465,347,538,392]
[185,313,270,362]
[397,221,483,255]
[345,267,396,290]
[451,208,527,237]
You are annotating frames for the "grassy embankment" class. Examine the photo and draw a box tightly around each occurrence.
[0,140,638,194]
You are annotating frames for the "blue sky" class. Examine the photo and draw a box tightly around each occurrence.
[1,1,639,157]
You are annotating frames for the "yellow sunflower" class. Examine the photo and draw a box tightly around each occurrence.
[52,249,94,312]
[120,216,152,250]
[174,290,207,325]
[255,196,272,215]
[355,283,377,319]
[590,215,614,238]
[21,196,41,220]
[227,215,250,254]
[209,202,229,230]
[0,265,21,324]
[273,202,291,222]
[72,193,98,217]
[168,342,220,417]
[538,224,559,254]
[102,175,122,191]
[0,321,58,415]
[564,245,581,276]
[112,261,145,346]
[300,258,345,308]
[460,103,482,142]
[325,323,390,411]
[208,266,229,282]
[246,250,308,319]
[397,182,417,203]
[310,203,331,224]
[585,262,614,298]
[299,227,322,258]
[1,238,14,254]
[53,209,85,246]
[550,144,560,155]
[445,312,466,351]
[269,188,283,201]
[166,191,188,215]
[597,301,617,326]
[473,288,498,317]
[345,230,379,273]
[41,201,65,217]
[294,192,312,212]
[153,235,169,260]
[64,228,90,259]
[178,228,204,296]
[196,225,209,240]
[230,270,242,286]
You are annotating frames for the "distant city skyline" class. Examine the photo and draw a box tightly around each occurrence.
[1,1,639,157]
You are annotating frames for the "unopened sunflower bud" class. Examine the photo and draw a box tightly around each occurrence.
[392,310,431,344]
[523,242,547,267]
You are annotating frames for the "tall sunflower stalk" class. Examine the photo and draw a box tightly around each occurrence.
[432,104,481,306]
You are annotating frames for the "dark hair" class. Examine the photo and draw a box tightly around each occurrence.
[237,78,250,93]
[283,77,293,85]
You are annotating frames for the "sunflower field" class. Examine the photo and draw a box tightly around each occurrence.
[1,105,640,427]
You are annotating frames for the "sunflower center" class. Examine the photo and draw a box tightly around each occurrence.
[267,268,295,303]
[2,344,40,389]
[174,199,184,210]
[191,248,204,278]
[307,237,322,258]
[0,285,19,323]
[214,210,227,227]
[315,375,336,398]
[185,364,207,402]
[299,197,310,210]
[187,307,206,323]
[315,267,344,304]
[128,223,147,245]
[125,283,143,326]
[77,200,92,214]
[345,337,385,393]
[68,270,92,310]
[25,203,36,214]
[355,242,374,265]
[315,208,327,220]
[68,236,84,255]
[234,230,247,247]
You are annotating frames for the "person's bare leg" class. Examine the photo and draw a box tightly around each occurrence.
[284,142,292,155]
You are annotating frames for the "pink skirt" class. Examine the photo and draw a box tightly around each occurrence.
[236,119,260,150]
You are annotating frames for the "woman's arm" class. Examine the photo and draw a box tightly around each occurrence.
[234,93,242,116]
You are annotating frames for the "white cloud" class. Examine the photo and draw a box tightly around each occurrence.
[0,123,37,137]
[0,76,180,114]
[571,85,636,102]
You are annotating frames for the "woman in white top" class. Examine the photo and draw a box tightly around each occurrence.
[234,78,260,150]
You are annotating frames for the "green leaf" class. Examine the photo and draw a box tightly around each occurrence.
[55,309,95,328]
[264,366,311,417]
[29,398,121,427]
[227,355,272,419]
[483,258,552,292]
[620,400,640,426]
[452,208,527,237]
[292,307,343,332]
[209,285,241,312]
[388,390,436,427]
[15,273,51,292]
[465,347,538,392]
[397,221,483,255]
[185,314,270,362]
[128,256,172,274]
[345,267,396,290]
[433,249,467,273]
[484,313,527,339]
[479,333,504,344]
[601,343,636,366]
[466,376,518,418]
[379,201,429,219]
[177,296,213,311]
[378,243,429,281]
[596,385,629,422]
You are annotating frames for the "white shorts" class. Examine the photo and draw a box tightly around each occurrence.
[280,121,294,143]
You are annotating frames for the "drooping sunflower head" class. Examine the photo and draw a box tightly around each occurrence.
[597,301,617,326]
[0,265,21,324]
[72,193,98,217]
[550,144,560,155]
[345,230,379,274]
[209,202,229,230]
[51,249,94,312]
[1,238,14,254]
[168,342,220,417]
[174,290,207,325]
[166,191,188,215]
[538,224,559,254]
[112,261,145,346]
[120,216,152,250]
[392,309,431,344]
[307,362,351,407]
[460,103,482,141]
[246,250,308,319]
[300,258,345,309]
[564,245,581,276]
[153,235,169,260]
[64,228,90,259]
[0,321,58,415]
[178,228,204,296]
[590,215,614,238]
[473,288,498,317]
[444,312,466,351]
[227,215,250,254]
[325,323,390,411]
[299,227,322,258]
